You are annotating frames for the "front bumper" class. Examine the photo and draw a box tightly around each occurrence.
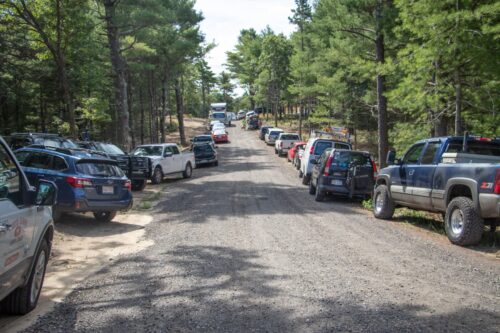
[479,193,500,219]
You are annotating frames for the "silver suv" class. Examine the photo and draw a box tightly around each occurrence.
[0,136,57,314]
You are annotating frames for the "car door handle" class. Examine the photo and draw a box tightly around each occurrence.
[408,170,415,176]
[0,223,12,233]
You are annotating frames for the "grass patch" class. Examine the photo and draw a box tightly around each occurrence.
[394,208,445,235]
[362,198,373,210]
[137,201,153,210]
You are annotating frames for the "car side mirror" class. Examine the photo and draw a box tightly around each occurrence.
[35,180,57,206]
[386,150,397,165]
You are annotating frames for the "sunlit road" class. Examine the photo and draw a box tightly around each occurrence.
[24,125,499,332]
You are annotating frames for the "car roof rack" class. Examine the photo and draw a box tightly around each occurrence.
[11,132,61,137]
[26,145,110,158]
[311,128,351,143]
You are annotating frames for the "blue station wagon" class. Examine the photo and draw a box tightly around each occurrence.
[15,147,133,222]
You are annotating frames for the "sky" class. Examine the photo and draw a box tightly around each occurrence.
[194,0,297,76]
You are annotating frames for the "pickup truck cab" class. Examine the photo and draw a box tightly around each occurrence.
[373,136,500,246]
[132,144,195,185]
[275,133,301,156]
[0,136,57,314]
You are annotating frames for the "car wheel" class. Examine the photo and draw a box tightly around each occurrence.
[298,169,303,178]
[302,174,310,185]
[131,179,147,191]
[308,178,316,195]
[183,163,193,179]
[315,182,325,202]
[214,161,219,167]
[274,148,278,154]
[444,197,484,246]
[373,185,395,219]
[151,167,163,184]
[1,240,49,315]
[93,211,117,222]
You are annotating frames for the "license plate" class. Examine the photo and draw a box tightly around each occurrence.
[331,179,343,186]
[102,186,114,194]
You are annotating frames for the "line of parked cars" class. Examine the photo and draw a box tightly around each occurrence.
[255,124,500,247]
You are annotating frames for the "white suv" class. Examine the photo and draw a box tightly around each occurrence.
[300,138,351,185]
[0,136,57,314]
[265,128,284,146]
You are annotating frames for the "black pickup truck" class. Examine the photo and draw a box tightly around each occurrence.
[77,141,150,191]
[373,136,500,246]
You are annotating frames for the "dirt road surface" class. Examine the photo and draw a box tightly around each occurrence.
[13,124,500,332]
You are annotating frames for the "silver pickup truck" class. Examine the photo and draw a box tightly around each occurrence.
[131,143,195,185]
[0,136,57,314]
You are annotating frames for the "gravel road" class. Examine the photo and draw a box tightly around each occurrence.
[24,124,499,333]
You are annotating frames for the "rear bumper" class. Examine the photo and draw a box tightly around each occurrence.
[196,157,217,165]
[213,137,228,143]
[319,183,371,197]
[57,197,133,213]
[479,193,500,219]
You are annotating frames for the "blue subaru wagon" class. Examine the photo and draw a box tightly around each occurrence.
[15,147,133,222]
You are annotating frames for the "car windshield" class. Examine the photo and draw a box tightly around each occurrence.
[133,146,163,156]
[212,113,226,119]
[96,143,125,155]
[194,145,214,154]
[332,151,371,169]
[280,134,300,140]
[76,161,124,177]
[194,136,212,142]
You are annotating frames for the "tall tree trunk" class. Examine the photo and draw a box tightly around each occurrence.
[175,78,187,146]
[160,76,169,143]
[375,0,389,168]
[139,87,145,144]
[149,71,158,143]
[454,69,462,136]
[103,0,131,150]
[128,71,135,148]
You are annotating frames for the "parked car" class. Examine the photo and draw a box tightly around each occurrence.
[9,133,79,150]
[0,136,57,315]
[246,117,260,130]
[208,120,223,131]
[132,144,195,185]
[288,141,306,163]
[192,143,218,167]
[15,147,133,222]
[294,146,305,170]
[191,135,216,149]
[373,135,500,246]
[212,128,229,143]
[246,111,256,119]
[265,128,284,146]
[77,141,150,191]
[309,149,376,202]
[212,122,226,132]
[237,110,246,120]
[259,126,274,141]
[300,137,352,185]
[275,133,301,156]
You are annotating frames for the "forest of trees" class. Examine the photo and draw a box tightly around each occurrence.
[0,0,498,164]
[227,0,499,166]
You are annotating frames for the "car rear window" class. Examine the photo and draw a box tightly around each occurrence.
[194,136,212,142]
[447,141,500,156]
[97,143,125,155]
[212,113,226,119]
[194,145,214,153]
[281,134,300,140]
[313,141,333,155]
[332,151,372,168]
[76,162,124,177]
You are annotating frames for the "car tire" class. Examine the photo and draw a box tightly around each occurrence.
[151,167,163,185]
[296,160,300,170]
[373,185,395,220]
[1,239,49,315]
[302,174,310,185]
[298,169,303,178]
[131,179,147,191]
[308,178,316,195]
[274,148,278,154]
[93,211,117,222]
[315,183,325,202]
[214,161,219,166]
[183,163,193,179]
[444,197,484,246]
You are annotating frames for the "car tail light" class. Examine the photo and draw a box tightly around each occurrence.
[323,156,333,176]
[124,180,132,190]
[66,176,92,188]
[494,169,500,194]
[310,145,314,154]
[371,159,378,174]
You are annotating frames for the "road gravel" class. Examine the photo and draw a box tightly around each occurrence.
[23,124,499,333]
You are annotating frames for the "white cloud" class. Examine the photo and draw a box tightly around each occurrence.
[195,0,296,76]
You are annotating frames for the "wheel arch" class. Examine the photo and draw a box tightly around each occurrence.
[23,221,54,287]
[445,178,478,208]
